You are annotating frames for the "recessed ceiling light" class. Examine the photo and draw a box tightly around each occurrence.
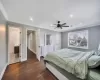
[29,16,33,22]
[50,24,53,26]
[70,14,73,18]
[79,22,83,25]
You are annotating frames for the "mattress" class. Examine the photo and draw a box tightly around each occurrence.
[46,62,100,80]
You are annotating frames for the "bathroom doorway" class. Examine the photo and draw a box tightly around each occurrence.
[8,26,21,64]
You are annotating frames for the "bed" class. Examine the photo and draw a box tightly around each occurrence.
[44,49,100,80]
[45,62,100,80]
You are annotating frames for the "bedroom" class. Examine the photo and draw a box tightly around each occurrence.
[0,0,100,80]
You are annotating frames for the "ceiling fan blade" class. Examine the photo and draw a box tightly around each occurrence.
[61,23,66,26]
[62,26,69,27]
[60,26,62,29]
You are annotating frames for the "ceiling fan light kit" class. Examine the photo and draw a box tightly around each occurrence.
[52,21,69,29]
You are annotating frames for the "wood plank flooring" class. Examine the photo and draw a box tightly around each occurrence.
[2,49,57,80]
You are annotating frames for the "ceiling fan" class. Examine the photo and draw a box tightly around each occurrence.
[52,21,69,29]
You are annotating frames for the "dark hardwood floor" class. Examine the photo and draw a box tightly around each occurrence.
[2,49,57,80]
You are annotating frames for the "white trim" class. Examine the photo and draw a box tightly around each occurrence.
[59,22,100,32]
[8,20,59,32]
[25,28,27,61]
[29,48,36,54]
[35,29,41,61]
[36,54,40,61]
[0,1,8,20]
[21,58,27,62]
[8,20,100,32]
[20,27,23,63]
[46,63,69,80]
[44,33,52,46]
[0,63,8,80]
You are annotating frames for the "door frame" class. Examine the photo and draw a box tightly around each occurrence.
[26,28,41,61]
[8,26,22,64]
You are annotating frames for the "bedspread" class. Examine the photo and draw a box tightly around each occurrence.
[44,49,94,79]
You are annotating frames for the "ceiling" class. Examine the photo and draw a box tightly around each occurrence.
[1,0,100,32]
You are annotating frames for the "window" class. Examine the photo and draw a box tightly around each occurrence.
[46,34,51,45]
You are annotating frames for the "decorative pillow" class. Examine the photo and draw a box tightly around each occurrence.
[88,55,100,68]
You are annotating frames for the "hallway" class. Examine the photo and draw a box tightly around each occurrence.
[2,49,57,80]
[27,48,37,60]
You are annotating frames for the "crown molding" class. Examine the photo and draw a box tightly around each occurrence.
[60,22,100,32]
[0,1,8,20]
[7,20,100,32]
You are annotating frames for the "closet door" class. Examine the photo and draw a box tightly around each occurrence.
[44,34,53,56]
[55,33,61,50]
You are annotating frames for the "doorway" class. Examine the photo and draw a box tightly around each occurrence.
[27,30,37,60]
[8,26,21,64]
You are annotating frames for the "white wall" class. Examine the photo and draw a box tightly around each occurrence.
[0,25,6,73]
[27,33,30,48]
[8,27,20,54]
[0,1,8,79]
[0,7,7,79]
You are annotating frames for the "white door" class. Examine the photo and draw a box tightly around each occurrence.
[36,29,41,61]
[44,34,53,56]
[8,27,21,64]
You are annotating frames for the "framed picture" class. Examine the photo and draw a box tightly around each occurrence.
[68,30,88,49]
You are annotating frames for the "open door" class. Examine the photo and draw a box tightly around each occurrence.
[8,27,21,64]
[35,29,41,61]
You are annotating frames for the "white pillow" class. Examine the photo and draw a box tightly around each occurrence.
[97,50,100,56]
[88,55,100,68]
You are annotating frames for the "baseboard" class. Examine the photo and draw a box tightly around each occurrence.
[29,48,36,54]
[28,48,40,61]
[21,58,27,62]
[36,54,40,61]
[28,49,40,61]
[0,63,8,80]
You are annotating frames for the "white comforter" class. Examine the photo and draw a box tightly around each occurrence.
[45,49,94,79]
